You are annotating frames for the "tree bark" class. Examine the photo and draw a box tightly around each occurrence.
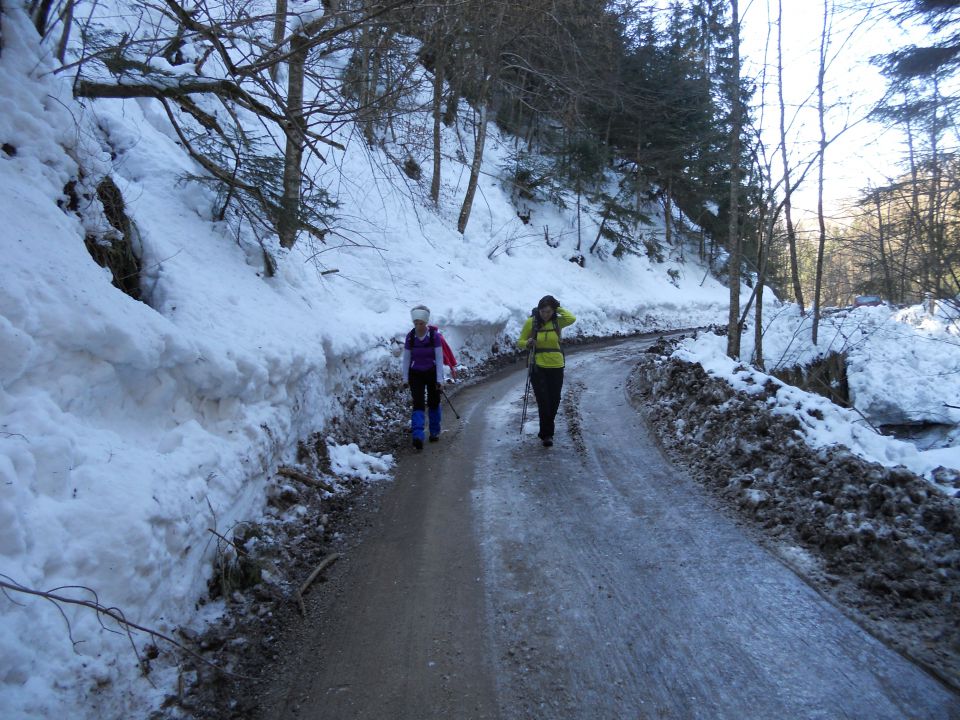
[270,0,288,83]
[279,32,307,249]
[926,76,942,297]
[575,177,582,252]
[589,204,612,255]
[751,197,778,372]
[905,113,920,301]
[662,179,673,249]
[54,0,76,62]
[726,0,743,360]
[873,192,895,302]
[811,0,831,346]
[457,72,491,234]
[31,0,54,36]
[430,58,444,204]
[777,0,804,312]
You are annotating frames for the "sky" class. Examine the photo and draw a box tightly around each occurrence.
[1,2,959,718]
[645,0,937,218]
[738,0,943,219]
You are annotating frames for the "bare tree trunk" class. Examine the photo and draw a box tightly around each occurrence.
[751,188,780,372]
[635,123,644,215]
[726,0,743,360]
[589,204,612,255]
[430,58,444,204]
[370,29,395,140]
[55,0,76,63]
[525,111,537,151]
[753,216,768,370]
[358,24,374,144]
[457,72,491,234]
[443,80,461,126]
[662,180,673,248]
[31,0,54,35]
[811,0,831,345]
[270,0,288,83]
[873,192,895,302]
[926,77,942,297]
[777,0,804,312]
[279,32,307,249]
[575,178,582,251]
[906,114,921,300]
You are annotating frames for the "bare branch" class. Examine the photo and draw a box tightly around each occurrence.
[0,575,255,680]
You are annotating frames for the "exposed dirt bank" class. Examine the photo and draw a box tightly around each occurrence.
[628,347,960,692]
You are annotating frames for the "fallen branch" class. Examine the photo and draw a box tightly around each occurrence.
[277,465,335,493]
[207,527,246,554]
[295,553,340,617]
[0,575,255,680]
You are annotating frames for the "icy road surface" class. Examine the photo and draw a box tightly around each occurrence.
[262,338,959,719]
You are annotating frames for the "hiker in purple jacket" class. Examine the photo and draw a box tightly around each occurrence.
[402,304,443,449]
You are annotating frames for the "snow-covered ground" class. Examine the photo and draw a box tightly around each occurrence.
[677,300,960,496]
[0,3,957,718]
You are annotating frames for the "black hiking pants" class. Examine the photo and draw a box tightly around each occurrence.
[409,367,440,411]
[531,365,564,440]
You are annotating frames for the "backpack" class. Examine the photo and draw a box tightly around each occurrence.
[531,310,564,358]
[406,325,458,380]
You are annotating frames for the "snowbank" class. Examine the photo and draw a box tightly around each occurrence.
[676,299,960,488]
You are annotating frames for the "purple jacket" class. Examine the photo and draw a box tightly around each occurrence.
[402,328,444,383]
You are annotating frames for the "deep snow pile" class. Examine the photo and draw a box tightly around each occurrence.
[629,343,960,689]
[846,302,960,433]
[0,4,729,718]
[684,300,960,484]
[761,301,960,432]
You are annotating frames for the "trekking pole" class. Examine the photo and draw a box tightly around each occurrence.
[519,345,535,433]
[440,388,460,419]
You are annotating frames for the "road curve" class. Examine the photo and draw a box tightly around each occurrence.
[260,338,960,720]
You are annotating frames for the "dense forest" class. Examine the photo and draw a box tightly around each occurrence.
[24,0,960,356]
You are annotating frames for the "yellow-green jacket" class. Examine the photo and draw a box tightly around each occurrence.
[517,307,576,368]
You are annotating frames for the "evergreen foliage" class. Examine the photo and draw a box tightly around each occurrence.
[501,151,566,209]
[186,128,338,274]
[587,189,654,260]
[875,0,960,80]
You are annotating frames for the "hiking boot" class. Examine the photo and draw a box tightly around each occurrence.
[542,438,553,447]
[413,438,423,450]
[429,434,440,442]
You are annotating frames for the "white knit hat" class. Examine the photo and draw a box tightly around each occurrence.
[410,304,430,323]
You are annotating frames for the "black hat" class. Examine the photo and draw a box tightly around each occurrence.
[537,295,559,310]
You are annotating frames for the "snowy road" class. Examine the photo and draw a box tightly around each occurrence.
[261,338,960,720]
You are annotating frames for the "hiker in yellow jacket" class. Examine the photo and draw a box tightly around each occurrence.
[517,295,576,447]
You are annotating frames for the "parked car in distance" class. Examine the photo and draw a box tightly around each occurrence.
[854,294,883,307]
